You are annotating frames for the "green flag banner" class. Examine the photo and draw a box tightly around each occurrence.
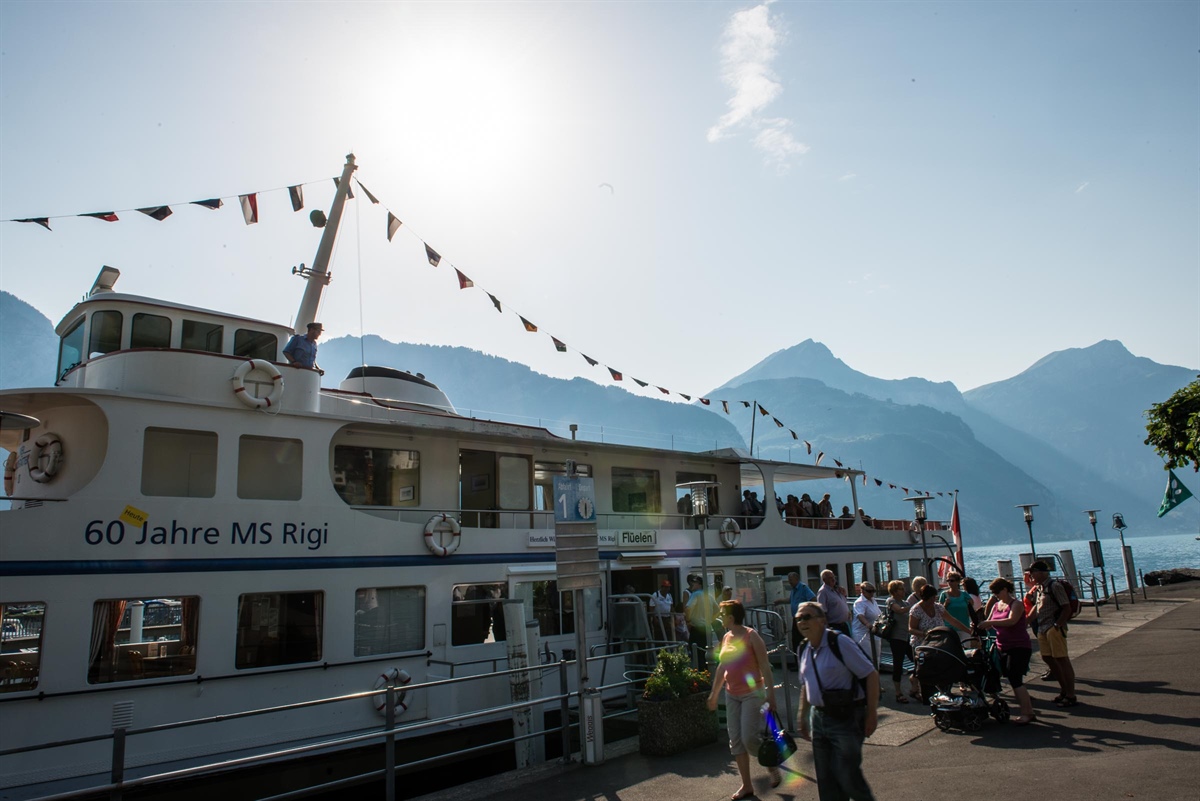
[1157,469,1194,518]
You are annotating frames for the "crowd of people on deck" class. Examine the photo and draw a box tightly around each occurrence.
[704,561,1081,801]
[736,490,870,529]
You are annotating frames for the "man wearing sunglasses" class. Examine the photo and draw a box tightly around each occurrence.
[796,601,878,801]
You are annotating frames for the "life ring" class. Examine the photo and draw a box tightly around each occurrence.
[371,667,412,716]
[29,433,63,483]
[231,359,284,409]
[424,513,461,557]
[3,451,16,495]
[718,517,741,549]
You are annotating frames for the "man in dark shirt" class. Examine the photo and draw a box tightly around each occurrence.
[283,322,324,374]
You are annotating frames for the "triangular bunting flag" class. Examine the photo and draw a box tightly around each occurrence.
[700,398,711,406]
[633,378,648,388]
[937,492,944,497]
[863,474,868,486]
[551,337,567,353]
[387,212,402,241]
[759,405,770,416]
[520,316,537,333]
[15,217,50,229]
[815,452,825,466]
[680,394,691,401]
[789,430,797,440]
[902,487,910,494]
[288,185,304,212]
[608,367,623,381]
[741,401,751,408]
[332,176,354,198]
[804,441,812,455]
[889,484,896,489]
[138,206,173,221]
[773,417,784,428]
[81,212,119,222]
[455,269,473,289]
[488,293,503,312]
[875,479,883,486]
[356,181,380,204]
[239,194,258,225]
[721,401,729,414]
[191,198,223,210]
[834,459,843,468]
[658,387,670,395]
[425,243,441,267]
[583,354,598,367]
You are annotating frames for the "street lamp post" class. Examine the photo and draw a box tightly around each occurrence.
[1016,504,1038,562]
[679,480,720,653]
[904,495,933,583]
[1083,510,1108,600]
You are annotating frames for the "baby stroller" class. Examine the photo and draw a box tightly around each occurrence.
[914,626,1008,732]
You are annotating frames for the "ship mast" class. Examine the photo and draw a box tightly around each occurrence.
[294,153,358,330]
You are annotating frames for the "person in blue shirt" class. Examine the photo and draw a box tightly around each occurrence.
[787,571,817,654]
[283,322,324,374]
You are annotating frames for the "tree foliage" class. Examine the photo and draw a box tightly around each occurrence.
[1144,377,1200,472]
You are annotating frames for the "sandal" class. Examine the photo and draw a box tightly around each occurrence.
[1054,696,1079,708]
[896,694,910,704]
[1014,714,1038,726]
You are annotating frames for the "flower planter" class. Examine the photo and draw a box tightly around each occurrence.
[636,693,720,756]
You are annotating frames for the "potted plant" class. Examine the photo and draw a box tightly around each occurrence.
[636,647,719,756]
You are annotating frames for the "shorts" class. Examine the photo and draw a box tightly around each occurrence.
[1037,626,1069,659]
[725,689,767,756]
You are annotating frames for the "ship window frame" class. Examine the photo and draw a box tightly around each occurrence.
[237,435,303,501]
[611,466,662,513]
[88,309,123,358]
[57,316,85,380]
[141,427,218,498]
[354,586,426,657]
[130,312,172,349]
[234,328,278,361]
[1,601,46,693]
[86,596,199,685]
[333,445,421,507]
[451,582,508,647]
[181,318,223,353]
[235,590,324,670]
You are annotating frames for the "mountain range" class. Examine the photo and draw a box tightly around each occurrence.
[2,290,1194,544]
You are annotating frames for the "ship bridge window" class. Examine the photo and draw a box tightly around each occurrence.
[181,319,223,353]
[142,428,217,498]
[533,462,592,512]
[460,450,532,529]
[88,310,123,358]
[511,580,602,637]
[57,317,85,380]
[130,312,171,349]
[236,591,323,669]
[87,596,198,684]
[334,446,421,506]
[238,435,303,500]
[234,329,277,361]
[354,586,425,656]
[611,467,661,513]
[1,602,45,693]
[451,582,508,646]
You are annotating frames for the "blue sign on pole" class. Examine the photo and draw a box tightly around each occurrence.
[553,476,597,523]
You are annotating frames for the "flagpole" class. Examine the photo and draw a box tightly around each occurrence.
[749,401,758,456]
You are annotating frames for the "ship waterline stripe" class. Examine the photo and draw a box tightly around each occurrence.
[0,545,926,577]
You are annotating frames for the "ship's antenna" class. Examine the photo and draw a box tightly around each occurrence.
[294,153,357,330]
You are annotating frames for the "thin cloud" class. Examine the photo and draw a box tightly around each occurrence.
[1075,181,1090,194]
[838,173,857,182]
[707,2,808,168]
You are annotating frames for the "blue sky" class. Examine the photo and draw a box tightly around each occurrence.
[1,1,1196,397]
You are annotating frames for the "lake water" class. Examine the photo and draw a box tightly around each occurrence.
[960,532,1198,592]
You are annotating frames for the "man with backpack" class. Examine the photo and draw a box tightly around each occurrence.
[795,600,878,801]
[1030,560,1078,708]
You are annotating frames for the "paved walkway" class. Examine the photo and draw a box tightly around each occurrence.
[419,582,1200,801]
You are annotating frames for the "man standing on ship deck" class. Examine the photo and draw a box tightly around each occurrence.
[283,322,324,375]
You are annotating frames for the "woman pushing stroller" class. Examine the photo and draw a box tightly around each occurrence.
[976,577,1037,725]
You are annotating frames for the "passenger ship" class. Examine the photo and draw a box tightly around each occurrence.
[0,155,933,797]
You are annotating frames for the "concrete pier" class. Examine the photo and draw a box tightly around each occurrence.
[418,581,1200,801]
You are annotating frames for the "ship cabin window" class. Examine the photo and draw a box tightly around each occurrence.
[451,582,508,646]
[334,446,421,506]
[873,561,893,588]
[141,427,217,498]
[234,329,277,361]
[511,581,602,636]
[533,462,592,512]
[57,317,85,379]
[611,467,661,513]
[238,436,303,500]
[130,312,171,349]
[846,562,867,592]
[236,591,323,669]
[674,472,719,518]
[181,319,223,353]
[88,309,123,358]
[460,450,532,528]
[87,596,199,684]
[733,567,766,607]
[1,602,45,693]
[354,586,425,656]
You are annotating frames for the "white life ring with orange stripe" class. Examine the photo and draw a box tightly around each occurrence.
[3,451,16,495]
[371,667,412,716]
[231,359,284,409]
[29,433,63,484]
[424,513,462,557]
[718,517,741,549]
